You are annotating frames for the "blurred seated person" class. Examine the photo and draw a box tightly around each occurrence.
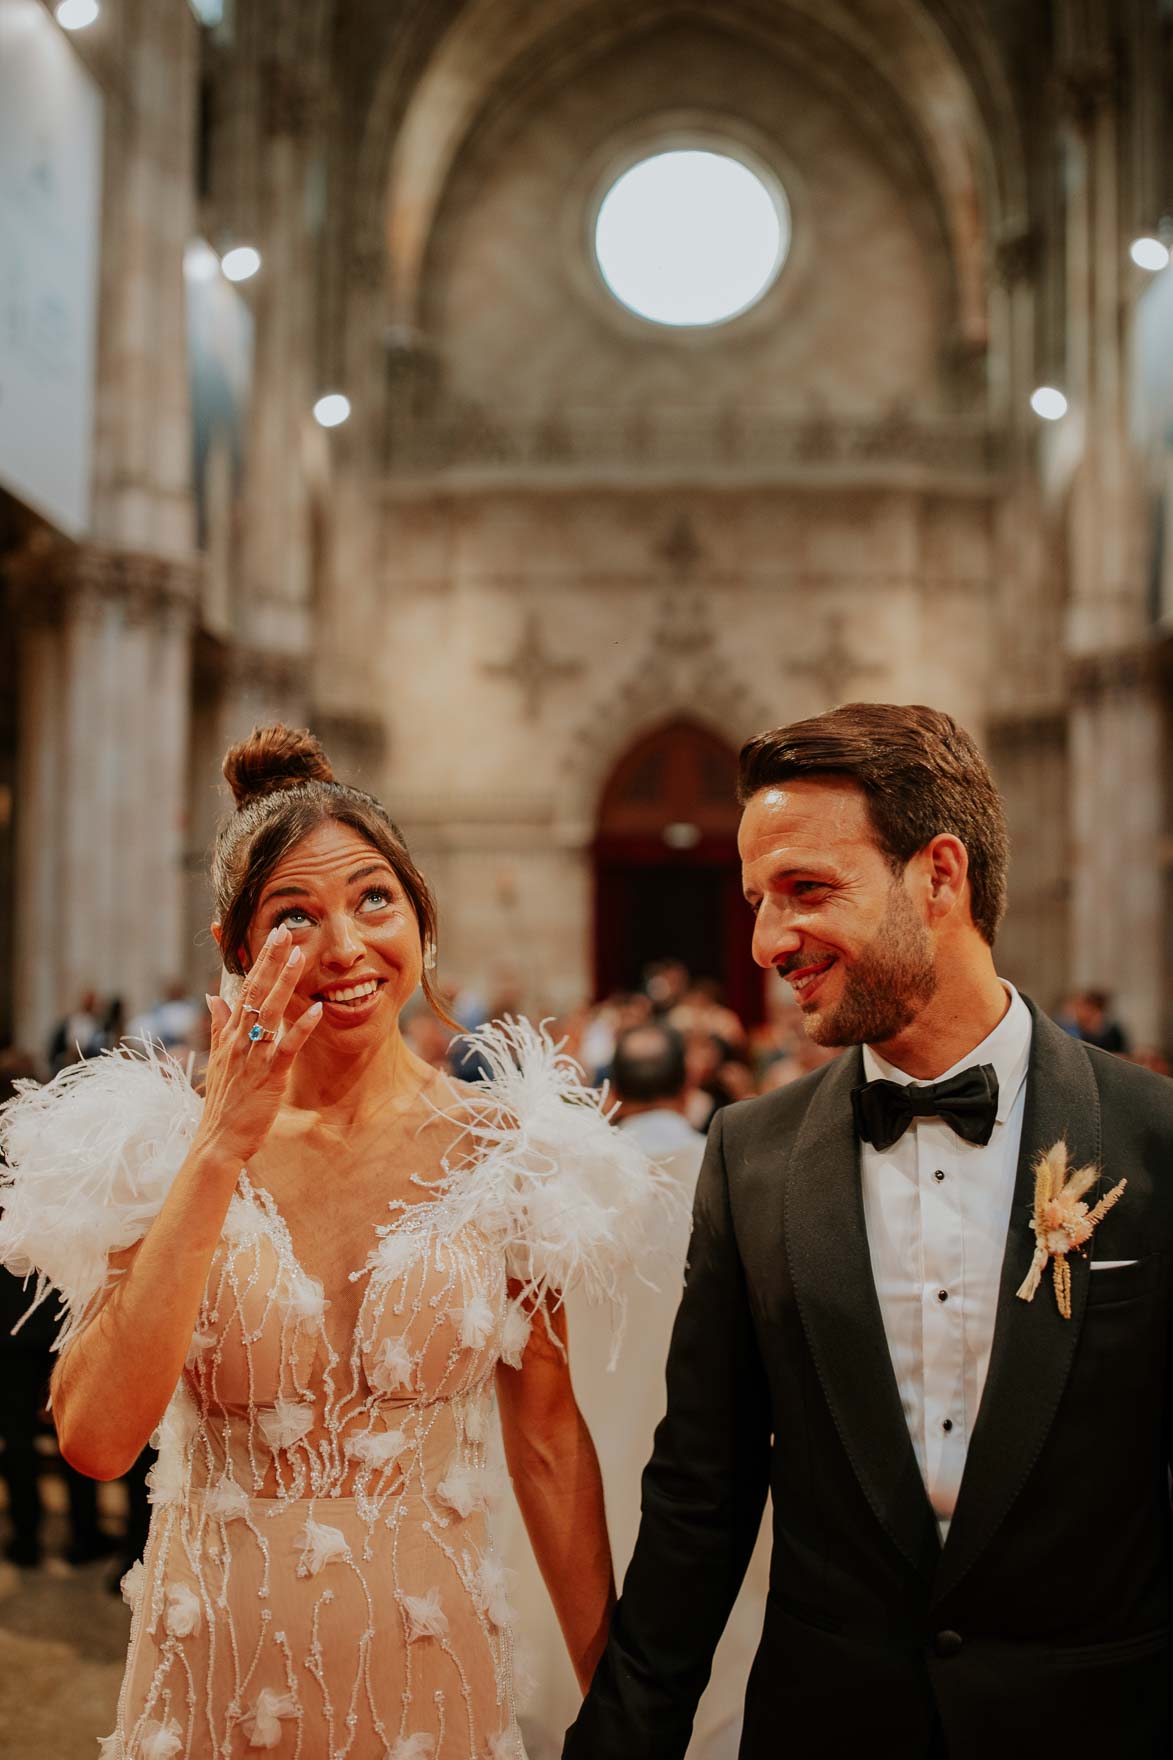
[644,957,689,1018]
[667,977,748,1052]
[448,964,526,1080]
[501,1022,769,1759]
[683,1028,755,1133]
[47,988,104,1073]
[1127,1046,1171,1077]
[402,1005,456,1071]
[1072,988,1130,1056]
[757,1033,841,1091]
[579,990,653,1086]
[611,1022,707,1167]
[126,979,198,1050]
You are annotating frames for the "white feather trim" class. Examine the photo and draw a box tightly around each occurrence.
[297,1517,350,1576]
[97,1736,123,1759]
[258,1398,314,1452]
[164,1582,202,1638]
[437,1019,686,1365]
[386,1737,435,1760]
[0,1043,204,1349]
[241,1689,298,1749]
[402,1587,448,1642]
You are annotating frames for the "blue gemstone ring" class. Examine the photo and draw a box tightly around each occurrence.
[248,1022,276,1043]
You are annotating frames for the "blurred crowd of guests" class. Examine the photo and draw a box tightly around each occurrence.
[0,965,1166,1583]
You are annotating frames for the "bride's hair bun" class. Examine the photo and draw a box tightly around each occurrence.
[222,724,335,808]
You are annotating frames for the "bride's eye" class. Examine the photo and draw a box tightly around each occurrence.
[274,906,314,929]
[359,887,392,912]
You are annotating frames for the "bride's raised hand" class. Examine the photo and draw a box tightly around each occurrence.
[199,924,323,1165]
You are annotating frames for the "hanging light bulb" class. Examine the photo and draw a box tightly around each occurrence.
[221,246,262,283]
[313,394,351,429]
[56,0,99,27]
[1030,386,1068,421]
[1130,237,1170,272]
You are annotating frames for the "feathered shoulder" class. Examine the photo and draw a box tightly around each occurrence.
[0,1044,203,1348]
[432,1018,687,1350]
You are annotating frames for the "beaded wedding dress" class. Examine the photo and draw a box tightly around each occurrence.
[0,1023,674,1760]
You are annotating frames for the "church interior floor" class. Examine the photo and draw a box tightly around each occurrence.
[0,1476,128,1758]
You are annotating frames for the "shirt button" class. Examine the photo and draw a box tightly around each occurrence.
[942,1418,954,1433]
[937,1289,949,1303]
[934,1629,963,1659]
[933,1169,946,1183]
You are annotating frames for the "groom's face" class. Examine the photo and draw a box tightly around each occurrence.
[739,778,937,1047]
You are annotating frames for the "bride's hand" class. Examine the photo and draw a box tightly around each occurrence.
[198,924,323,1165]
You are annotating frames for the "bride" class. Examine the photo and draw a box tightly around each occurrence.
[0,725,671,1760]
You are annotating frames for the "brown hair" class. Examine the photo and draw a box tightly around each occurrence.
[212,724,457,1025]
[738,703,1009,944]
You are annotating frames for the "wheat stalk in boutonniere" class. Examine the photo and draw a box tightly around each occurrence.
[1016,1141,1127,1320]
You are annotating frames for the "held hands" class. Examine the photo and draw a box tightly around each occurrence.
[199,924,323,1166]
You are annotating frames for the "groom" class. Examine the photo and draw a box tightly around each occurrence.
[566,703,1173,1759]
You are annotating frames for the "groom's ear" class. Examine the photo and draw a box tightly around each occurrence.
[922,834,970,924]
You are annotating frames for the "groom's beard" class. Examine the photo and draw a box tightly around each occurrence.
[802,882,938,1048]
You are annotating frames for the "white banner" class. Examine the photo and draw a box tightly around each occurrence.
[0,0,103,536]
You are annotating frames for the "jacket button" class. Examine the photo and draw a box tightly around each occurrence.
[934,1629,963,1658]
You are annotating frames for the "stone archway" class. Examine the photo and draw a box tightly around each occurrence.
[592,717,765,1023]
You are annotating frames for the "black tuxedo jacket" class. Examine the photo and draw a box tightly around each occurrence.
[565,1003,1173,1759]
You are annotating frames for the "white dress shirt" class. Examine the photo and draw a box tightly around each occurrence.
[859,983,1032,1539]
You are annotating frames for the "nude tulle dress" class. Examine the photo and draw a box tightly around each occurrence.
[0,1023,674,1760]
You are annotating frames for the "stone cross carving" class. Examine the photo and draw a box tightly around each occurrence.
[484,610,583,720]
[793,612,884,705]
[655,513,704,579]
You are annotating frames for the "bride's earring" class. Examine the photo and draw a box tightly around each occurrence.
[423,939,437,971]
[219,969,244,1008]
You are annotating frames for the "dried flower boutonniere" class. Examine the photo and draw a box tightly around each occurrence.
[1016,1141,1127,1319]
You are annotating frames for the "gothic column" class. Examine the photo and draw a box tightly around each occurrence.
[9,546,197,1057]
[90,0,200,558]
[1068,652,1165,1044]
[236,53,325,665]
[1055,17,1164,1042]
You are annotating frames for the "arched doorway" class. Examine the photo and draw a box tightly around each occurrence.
[592,719,764,1024]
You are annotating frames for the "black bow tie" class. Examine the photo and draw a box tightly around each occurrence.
[851,1064,1000,1153]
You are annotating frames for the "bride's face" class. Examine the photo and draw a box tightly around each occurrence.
[237,821,424,1042]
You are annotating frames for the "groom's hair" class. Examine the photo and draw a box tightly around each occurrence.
[737,703,1009,944]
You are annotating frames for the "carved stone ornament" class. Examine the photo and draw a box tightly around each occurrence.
[482,610,584,720]
[792,611,885,706]
[6,540,201,630]
[1068,644,1162,701]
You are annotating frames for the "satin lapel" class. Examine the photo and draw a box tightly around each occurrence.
[784,1047,940,1576]
[933,1005,1102,1603]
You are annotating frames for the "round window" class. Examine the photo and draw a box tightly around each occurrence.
[593,147,789,329]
